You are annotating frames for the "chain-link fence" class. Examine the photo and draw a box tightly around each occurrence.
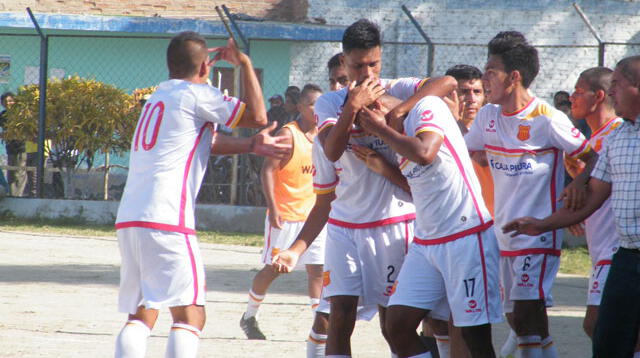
[1,28,639,205]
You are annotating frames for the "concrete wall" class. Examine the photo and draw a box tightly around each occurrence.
[0,198,266,233]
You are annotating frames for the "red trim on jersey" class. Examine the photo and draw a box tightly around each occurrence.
[327,213,416,229]
[416,123,444,133]
[404,221,409,254]
[225,100,242,127]
[550,149,559,249]
[134,102,151,151]
[314,179,339,189]
[538,254,548,299]
[500,248,561,257]
[115,221,196,234]
[484,144,556,155]
[502,97,535,117]
[443,137,487,225]
[179,124,211,227]
[476,231,491,322]
[318,120,336,132]
[184,234,199,305]
[568,139,589,157]
[595,259,613,267]
[414,221,494,245]
[590,117,618,138]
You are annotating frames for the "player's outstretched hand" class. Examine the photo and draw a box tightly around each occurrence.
[208,38,246,67]
[346,78,385,111]
[352,144,386,175]
[558,180,587,212]
[272,249,300,273]
[502,217,546,238]
[250,122,292,159]
[358,106,388,135]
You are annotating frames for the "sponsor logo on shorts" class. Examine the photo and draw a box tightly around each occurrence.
[517,124,531,141]
[518,273,534,288]
[323,271,331,287]
[384,281,398,297]
[590,280,601,294]
[465,299,482,313]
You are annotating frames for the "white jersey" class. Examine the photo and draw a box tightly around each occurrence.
[465,97,590,255]
[314,78,426,227]
[116,79,246,234]
[401,96,492,242]
[584,117,623,265]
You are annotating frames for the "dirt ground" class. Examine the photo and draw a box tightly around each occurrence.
[0,230,591,357]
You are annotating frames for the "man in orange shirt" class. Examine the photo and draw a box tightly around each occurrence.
[240,84,326,340]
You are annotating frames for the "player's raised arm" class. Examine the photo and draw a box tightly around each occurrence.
[209,38,267,128]
[211,122,291,159]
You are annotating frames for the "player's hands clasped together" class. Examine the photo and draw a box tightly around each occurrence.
[346,78,385,112]
[271,249,300,273]
[358,106,389,135]
[208,38,248,67]
[250,122,292,160]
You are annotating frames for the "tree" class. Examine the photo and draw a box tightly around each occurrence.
[3,76,140,198]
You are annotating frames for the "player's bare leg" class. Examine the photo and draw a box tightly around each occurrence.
[166,304,205,358]
[460,324,496,358]
[385,305,432,357]
[512,300,546,357]
[326,295,358,356]
[449,319,472,358]
[306,264,324,310]
[241,265,279,339]
[115,306,159,358]
[308,312,329,358]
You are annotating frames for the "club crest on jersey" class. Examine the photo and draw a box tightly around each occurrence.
[517,124,531,141]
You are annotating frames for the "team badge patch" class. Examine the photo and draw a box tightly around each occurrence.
[517,124,531,141]
[323,271,331,287]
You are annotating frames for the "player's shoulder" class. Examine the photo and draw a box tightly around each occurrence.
[476,103,500,121]
[525,98,563,123]
[316,89,346,111]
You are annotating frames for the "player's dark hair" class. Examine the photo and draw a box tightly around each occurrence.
[301,83,323,101]
[327,53,342,72]
[285,86,301,105]
[167,31,208,79]
[445,64,482,81]
[617,55,640,88]
[579,67,614,95]
[1,91,15,106]
[342,19,381,53]
[488,32,539,88]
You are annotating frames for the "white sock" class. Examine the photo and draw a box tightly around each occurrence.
[500,329,517,357]
[433,334,450,358]
[244,289,264,319]
[634,351,640,358]
[516,335,542,358]
[165,323,201,358]
[306,329,327,358]
[115,320,151,358]
[407,353,432,358]
[541,336,558,358]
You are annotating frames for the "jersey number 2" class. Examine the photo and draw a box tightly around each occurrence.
[134,101,165,151]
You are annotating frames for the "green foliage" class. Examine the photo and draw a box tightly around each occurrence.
[3,76,140,161]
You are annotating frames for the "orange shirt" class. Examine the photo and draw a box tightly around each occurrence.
[473,159,495,219]
[273,121,315,221]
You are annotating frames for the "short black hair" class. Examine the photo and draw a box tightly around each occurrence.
[167,31,208,79]
[342,19,381,53]
[616,55,640,88]
[1,91,15,106]
[327,53,342,72]
[579,67,614,95]
[553,91,570,102]
[445,64,482,81]
[488,32,539,88]
[285,86,301,105]
[300,84,323,102]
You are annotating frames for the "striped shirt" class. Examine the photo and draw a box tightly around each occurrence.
[591,117,640,249]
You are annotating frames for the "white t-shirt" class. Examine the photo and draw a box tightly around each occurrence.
[401,96,492,242]
[584,117,623,264]
[116,79,246,234]
[314,78,425,227]
[465,97,590,254]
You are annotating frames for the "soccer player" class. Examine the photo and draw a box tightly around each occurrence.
[328,53,349,92]
[315,19,456,357]
[239,84,326,340]
[503,55,640,358]
[464,32,597,358]
[357,93,502,358]
[113,32,289,358]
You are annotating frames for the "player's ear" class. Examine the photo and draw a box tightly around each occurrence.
[198,60,208,78]
[595,89,606,104]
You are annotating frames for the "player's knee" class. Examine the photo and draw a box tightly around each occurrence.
[428,318,449,336]
[384,309,411,344]
[461,324,491,349]
[312,312,329,334]
[512,300,545,335]
[582,316,595,338]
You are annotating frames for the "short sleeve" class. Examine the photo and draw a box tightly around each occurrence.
[196,85,246,129]
[548,111,590,158]
[312,139,338,194]
[386,77,427,101]
[464,106,488,151]
[408,97,448,138]
[314,93,338,133]
[591,142,612,183]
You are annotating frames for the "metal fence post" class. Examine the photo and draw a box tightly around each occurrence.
[401,5,434,77]
[573,2,604,67]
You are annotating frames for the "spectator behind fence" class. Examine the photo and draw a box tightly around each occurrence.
[0,92,23,196]
[267,94,288,130]
[555,90,591,139]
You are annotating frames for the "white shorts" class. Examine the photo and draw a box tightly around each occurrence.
[322,220,413,307]
[261,217,326,266]
[587,260,612,306]
[500,252,560,313]
[117,227,206,314]
[389,228,503,327]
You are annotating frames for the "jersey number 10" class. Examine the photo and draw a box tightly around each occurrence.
[134,101,165,151]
